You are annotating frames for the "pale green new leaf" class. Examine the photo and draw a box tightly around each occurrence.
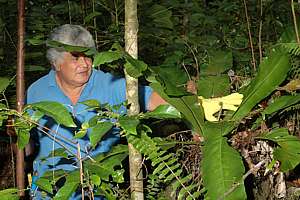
[143,104,181,119]
[202,136,246,200]
[258,128,300,172]
[90,122,113,148]
[27,101,76,127]
[232,48,290,120]
[262,95,300,115]
[0,188,19,200]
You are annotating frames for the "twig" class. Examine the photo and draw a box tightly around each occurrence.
[68,0,72,24]
[291,0,300,45]
[218,160,266,200]
[92,0,98,49]
[258,0,263,64]
[77,143,84,200]
[243,0,256,72]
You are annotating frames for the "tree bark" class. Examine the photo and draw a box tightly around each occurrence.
[124,0,144,199]
[16,0,26,197]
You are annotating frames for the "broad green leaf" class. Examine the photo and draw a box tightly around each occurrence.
[124,55,148,78]
[30,110,44,122]
[35,177,53,194]
[262,95,300,115]
[203,50,233,75]
[0,188,19,200]
[150,81,204,133]
[150,65,190,97]
[93,51,123,66]
[119,116,139,135]
[258,128,300,172]
[143,104,181,119]
[84,11,102,23]
[0,77,10,92]
[202,121,236,138]
[28,101,76,127]
[48,148,68,158]
[53,171,80,200]
[232,48,290,120]
[47,40,96,56]
[202,136,246,200]
[197,75,230,98]
[90,122,113,148]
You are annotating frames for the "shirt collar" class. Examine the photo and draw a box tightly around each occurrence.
[48,69,57,87]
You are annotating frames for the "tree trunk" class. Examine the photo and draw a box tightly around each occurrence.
[16,0,26,197]
[124,0,144,199]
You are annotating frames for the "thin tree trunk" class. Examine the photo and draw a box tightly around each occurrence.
[124,0,144,199]
[16,0,26,197]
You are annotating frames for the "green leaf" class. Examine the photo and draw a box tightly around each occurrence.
[90,174,101,186]
[203,50,233,75]
[53,171,80,200]
[48,148,68,158]
[0,188,19,200]
[84,11,102,23]
[47,40,96,56]
[0,77,10,92]
[197,75,230,98]
[27,101,76,127]
[143,105,181,119]
[202,136,246,200]
[93,51,123,66]
[30,110,44,122]
[90,122,113,148]
[80,99,101,108]
[74,129,87,139]
[263,95,300,115]
[150,81,204,133]
[111,169,125,183]
[85,145,128,181]
[124,54,148,78]
[232,48,291,120]
[150,65,190,97]
[16,128,30,149]
[119,116,140,135]
[258,128,300,172]
[35,177,53,194]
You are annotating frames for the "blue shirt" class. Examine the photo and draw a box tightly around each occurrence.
[26,69,152,199]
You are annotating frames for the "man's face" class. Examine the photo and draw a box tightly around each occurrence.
[56,52,92,87]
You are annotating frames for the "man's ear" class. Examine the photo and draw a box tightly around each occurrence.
[52,61,61,71]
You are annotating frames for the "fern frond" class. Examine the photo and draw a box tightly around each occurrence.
[127,133,202,199]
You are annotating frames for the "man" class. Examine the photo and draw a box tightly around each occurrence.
[27,24,165,199]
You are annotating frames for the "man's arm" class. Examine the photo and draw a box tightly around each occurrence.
[147,91,168,111]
